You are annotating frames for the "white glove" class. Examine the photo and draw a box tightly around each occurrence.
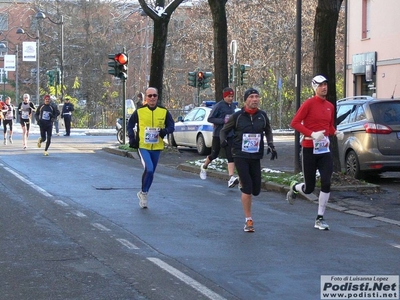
[335,130,344,141]
[311,130,325,141]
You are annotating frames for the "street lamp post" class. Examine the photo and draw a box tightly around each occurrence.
[16,28,40,106]
[35,11,64,100]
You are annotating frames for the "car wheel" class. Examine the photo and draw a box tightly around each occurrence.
[196,134,210,155]
[345,150,364,179]
[117,128,124,144]
[169,133,177,147]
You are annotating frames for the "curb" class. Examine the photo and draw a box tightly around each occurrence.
[104,148,399,227]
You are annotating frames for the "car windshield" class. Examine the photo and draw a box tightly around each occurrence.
[370,102,400,125]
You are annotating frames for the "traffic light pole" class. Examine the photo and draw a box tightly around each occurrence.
[122,77,127,144]
[122,47,127,145]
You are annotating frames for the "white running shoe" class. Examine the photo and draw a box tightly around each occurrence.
[37,137,42,148]
[4,138,7,145]
[200,165,207,180]
[228,175,239,188]
[137,191,148,208]
[314,218,330,230]
[9,137,13,144]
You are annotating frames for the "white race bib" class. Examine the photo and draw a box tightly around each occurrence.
[144,127,160,144]
[21,111,29,119]
[242,133,261,153]
[313,136,330,154]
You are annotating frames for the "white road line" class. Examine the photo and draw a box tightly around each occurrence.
[116,238,139,250]
[4,167,53,197]
[147,257,227,300]
[72,211,87,217]
[54,200,69,207]
[91,223,111,231]
[390,243,400,249]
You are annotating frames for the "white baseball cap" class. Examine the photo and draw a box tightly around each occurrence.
[311,75,328,91]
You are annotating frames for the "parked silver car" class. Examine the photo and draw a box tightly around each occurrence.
[336,96,400,178]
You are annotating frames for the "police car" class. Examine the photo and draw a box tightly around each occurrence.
[171,101,239,155]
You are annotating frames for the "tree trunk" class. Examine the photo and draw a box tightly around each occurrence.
[313,0,344,172]
[138,0,185,105]
[208,0,229,102]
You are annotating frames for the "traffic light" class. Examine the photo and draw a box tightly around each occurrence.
[115,53,128,80]
[201,72,212,89]
[55,68,61,85]
[188,71,196,87]
[197,71,204,88]
[229,65,233,83]
[108,54,118,77]
[240,64,251,85]
[108,53,128,79]
[46,70,55,86]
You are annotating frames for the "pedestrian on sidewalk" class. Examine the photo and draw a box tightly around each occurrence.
[286,75,344,230]
[61,97,74,136]
[35,94,60,156]
[127,87,175,209]
[199,87,239,188]
[18,93,36,149]
[220,88,277,232]
[2,97,16,145]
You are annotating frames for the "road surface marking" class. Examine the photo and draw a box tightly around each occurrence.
[54,200,69,207]
[4,167,53,197]
[91,223,111,231]
[116,238,139,250]
[147,257,227,300]
[72,210,87,217]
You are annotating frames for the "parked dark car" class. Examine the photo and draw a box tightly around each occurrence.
[336,96,400,178]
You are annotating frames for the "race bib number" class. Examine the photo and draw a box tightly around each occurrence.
[242,133,261,153]
[313,136,330,154]
[22,111,29,119]
[144,127,160,144]
[42,111,51,121]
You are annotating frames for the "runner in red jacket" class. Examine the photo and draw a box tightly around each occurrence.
[287,75,344,230]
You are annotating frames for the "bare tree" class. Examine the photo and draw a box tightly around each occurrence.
[313,0,344,171]
[138,0,186,104]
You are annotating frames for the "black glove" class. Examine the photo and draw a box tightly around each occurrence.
[267,143,278,160]
[129,137,138,149]
[159,129,168,139]
[220,139,228,148]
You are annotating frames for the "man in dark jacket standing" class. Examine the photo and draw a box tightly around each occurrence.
[36,94,60,156]
[220,88,277,232]
[61,97,74,136]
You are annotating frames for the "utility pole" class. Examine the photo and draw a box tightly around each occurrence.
[230,40,238,102]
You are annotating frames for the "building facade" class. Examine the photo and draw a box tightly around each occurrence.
[346,0,400,98]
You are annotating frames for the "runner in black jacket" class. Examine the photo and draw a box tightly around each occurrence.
[220,88,277,232]
[35,95,60,156]
[199,87,239,188]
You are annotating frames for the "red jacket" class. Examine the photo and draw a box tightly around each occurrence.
[290,95,336,148]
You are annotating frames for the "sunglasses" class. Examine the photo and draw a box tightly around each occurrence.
[146,94,158,98]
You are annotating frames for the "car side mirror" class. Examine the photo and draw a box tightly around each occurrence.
[177,116,183,122]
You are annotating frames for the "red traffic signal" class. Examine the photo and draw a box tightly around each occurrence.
[197,71,204,87]
[115,53,128,65]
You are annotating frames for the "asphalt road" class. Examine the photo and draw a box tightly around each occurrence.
[1,131,399,299]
